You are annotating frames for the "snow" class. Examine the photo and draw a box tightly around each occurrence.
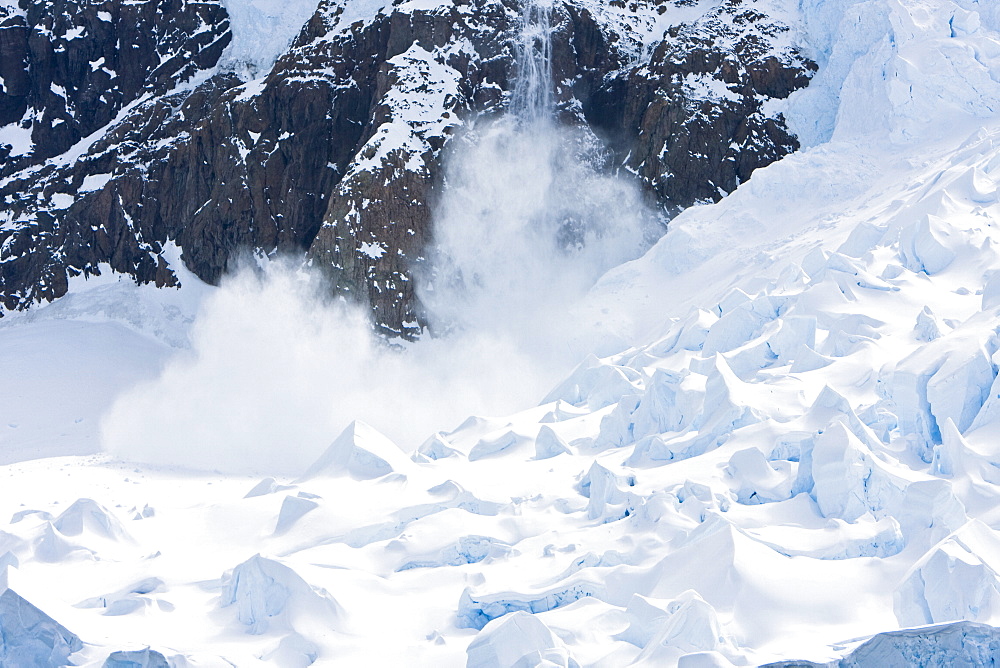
[0,257,206,464]
[49,193,74,209]
[0,123,34,159]
[339,42,465,181]
[103,648,170,668]
[785,0,1000,146]
[79,173,113,193]
[466,611,578,668]
[0,566,82,667]
[219,0,319,75]
[358,241,386,259]
[332,0,394,32]
[809,620,1000,666]
[298,420,412,481]
[220,554,343,637]
[7,0,1000,665]
[0,318,170,464]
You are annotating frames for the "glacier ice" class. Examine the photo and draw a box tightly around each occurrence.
[220,0,320,74]
[75,577,167,616]
[220,554,343,636]
[764,621,1000,667]
[397,535,511,572]
[103,647,170,668]
[299,420,410,480]
[465,611,579,668]
[544,355,643,411]
[414,432,462,461]
[899,215,958,275]
[244,477,294,498]
[895,520,1000,627]
[53,498,130,541]
[274,494,320,534]
[469,431,522,461]
[631,590,735,665]
[0,568,82,667]
[914,306,943,342]
[33,522,94,563]
[726,447,795,505]
[534,425,572,460]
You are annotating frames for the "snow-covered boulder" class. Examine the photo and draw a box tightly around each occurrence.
[895,521,1000,627]
[899,215,959,275]
[299,420,411,480]
[579,462,637,522]
[53,498,130,541]
[544,355,643,411]
[726,448,795,505]
[274,495,320,534]
[414,433,462,462]
[534,426,572,460]
[220,554,343,636]
[103,647,170,668]
[469,430,525,462]
[779,621,1000,667]
[75,577,168,617]
[244,477,294,498]
[465,611,579,668]
[631,590,736,665]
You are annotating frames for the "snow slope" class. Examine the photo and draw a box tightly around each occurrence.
[5,0,1000,666]
[220,0,321,74]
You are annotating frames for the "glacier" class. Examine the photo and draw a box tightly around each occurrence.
[4,0,1000,665]
[0,567,82,667]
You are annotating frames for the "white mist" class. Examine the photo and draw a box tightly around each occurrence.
[102,0,662,475]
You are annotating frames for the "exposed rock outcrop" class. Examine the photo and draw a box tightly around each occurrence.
[0,0,815,337]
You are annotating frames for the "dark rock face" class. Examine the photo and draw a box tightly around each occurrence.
[585,1,815,211]
[0,0,231,170]
[0,0,234,306]
[0,0,815,337]
[306,0,521,337]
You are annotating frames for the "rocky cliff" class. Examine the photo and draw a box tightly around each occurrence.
[0,0,814,336]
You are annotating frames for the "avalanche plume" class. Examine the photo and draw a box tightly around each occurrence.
[100,0,661,474]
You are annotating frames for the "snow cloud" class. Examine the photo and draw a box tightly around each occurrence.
[101,262,552,475]
[419,116,662,354]
[102,116,661,476]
